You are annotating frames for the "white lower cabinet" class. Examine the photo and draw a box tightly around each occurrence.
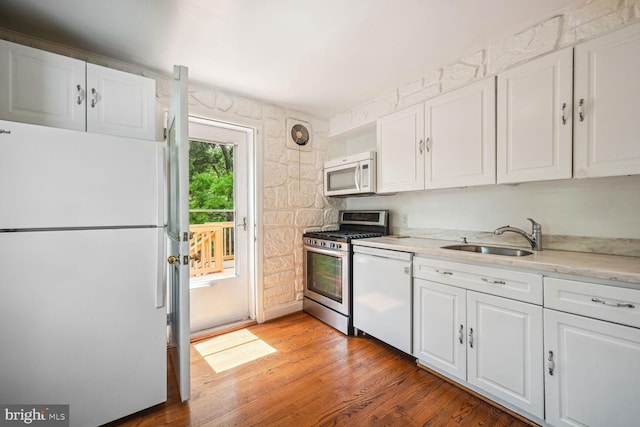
[544,277,640,427]
[413,257,544,419]
[413,279,467,381]
[412,257,640,426]
[544,309,640,427]
[466,291,544,418]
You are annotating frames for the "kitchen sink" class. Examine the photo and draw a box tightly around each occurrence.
[441,244,533,257]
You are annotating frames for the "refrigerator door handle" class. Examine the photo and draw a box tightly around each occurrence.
[156,226,167,308]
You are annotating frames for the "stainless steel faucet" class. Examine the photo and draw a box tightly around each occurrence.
[494,218,542,251]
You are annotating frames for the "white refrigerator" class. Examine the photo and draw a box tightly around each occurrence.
[0,120,167,426]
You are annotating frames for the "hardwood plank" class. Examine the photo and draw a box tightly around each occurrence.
[106,312,533,426]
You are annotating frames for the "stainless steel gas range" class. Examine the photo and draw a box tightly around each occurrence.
[302,210,389,335]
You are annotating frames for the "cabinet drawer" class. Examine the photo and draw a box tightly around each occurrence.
[544,277,640,328]
[413,257,542,304]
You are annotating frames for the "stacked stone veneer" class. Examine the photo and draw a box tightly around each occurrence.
[330,0,640,135]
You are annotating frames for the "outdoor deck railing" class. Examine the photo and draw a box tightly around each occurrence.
[189,222,235,276]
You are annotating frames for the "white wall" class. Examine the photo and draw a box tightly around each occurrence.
[346,175,640,240]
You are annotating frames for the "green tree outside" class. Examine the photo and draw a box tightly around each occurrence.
[189,140,234,224]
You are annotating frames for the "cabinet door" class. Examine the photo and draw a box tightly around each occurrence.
[425,77,496,189]
[376,103,425,193]
[86,63,156,140]
[544,309,640,427]
[413,279,466,381]
[0,39,86,131]
[467,292,544,418]
[574,22,640,178]
[497,48,573,183]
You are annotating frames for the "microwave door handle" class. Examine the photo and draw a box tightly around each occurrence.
[354,164,360,192]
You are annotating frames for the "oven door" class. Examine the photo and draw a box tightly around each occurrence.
[303,245,350,315]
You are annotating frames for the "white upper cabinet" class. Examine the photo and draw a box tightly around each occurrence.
[497,48,573,183]
[86,63,156,140]
[425,77,496,189]
[574,22,640,178]
[377,78,496,193]
[0,39,86,131]
[376,103,425,193]
[0,39,157,140]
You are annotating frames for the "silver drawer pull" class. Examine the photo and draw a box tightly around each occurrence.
[481,277,506,285]
[458,324,464,344]
[435,269,453,275]
[591,297,635,309]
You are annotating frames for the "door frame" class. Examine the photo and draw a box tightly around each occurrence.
[188,114,258,324]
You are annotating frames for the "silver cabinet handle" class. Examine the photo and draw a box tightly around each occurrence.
[468,328,474,348]
[458,324,464,344]
[591,297,635,308]
[418,139,424,154]
[481,277,506,285]
[90,88,98,108]
[76,85,84,105]
[578,98,584,122]
[435,269,453,275]
[547,350,555,375]
[561,102,567,125]
[426,137,431,153]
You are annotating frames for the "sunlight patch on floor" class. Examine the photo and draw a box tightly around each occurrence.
[194,329,276,373]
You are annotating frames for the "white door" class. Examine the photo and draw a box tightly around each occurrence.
[0,39,85,131]
[376,103,425,193]
[497,48,573,183]
[86,63,156,140]
[413,279,467,381]
[166,65,190,401]
[544,309,640,427]
[425,77,496,189]
[574,22,640,178]
[467,291,544,418]
[188,117,254,332]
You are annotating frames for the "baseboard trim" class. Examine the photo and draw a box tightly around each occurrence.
[263,300,303,322]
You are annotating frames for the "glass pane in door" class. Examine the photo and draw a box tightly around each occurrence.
[188,140,235,279]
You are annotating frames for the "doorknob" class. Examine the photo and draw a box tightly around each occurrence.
[190,253,200,262]
[167,255,180,265]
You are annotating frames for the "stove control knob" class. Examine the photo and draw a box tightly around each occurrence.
[335,243,341,250]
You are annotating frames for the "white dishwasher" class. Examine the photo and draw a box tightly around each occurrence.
[352,245,413,354]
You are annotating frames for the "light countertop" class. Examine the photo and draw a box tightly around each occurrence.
[352,236,640,286]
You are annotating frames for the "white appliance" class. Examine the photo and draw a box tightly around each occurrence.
[323,150,376,196]
[352,245,412,354]
[0,120,167,426]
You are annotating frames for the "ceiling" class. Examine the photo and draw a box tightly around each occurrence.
[0,0,582,118]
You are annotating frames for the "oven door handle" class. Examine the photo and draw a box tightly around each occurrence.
[304,245,349,258]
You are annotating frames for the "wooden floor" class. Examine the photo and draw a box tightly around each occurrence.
[107,312,530,426]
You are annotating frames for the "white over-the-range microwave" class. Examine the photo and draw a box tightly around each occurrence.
[323,151,376,197]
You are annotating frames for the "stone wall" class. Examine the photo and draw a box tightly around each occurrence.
[330,0,640,135]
